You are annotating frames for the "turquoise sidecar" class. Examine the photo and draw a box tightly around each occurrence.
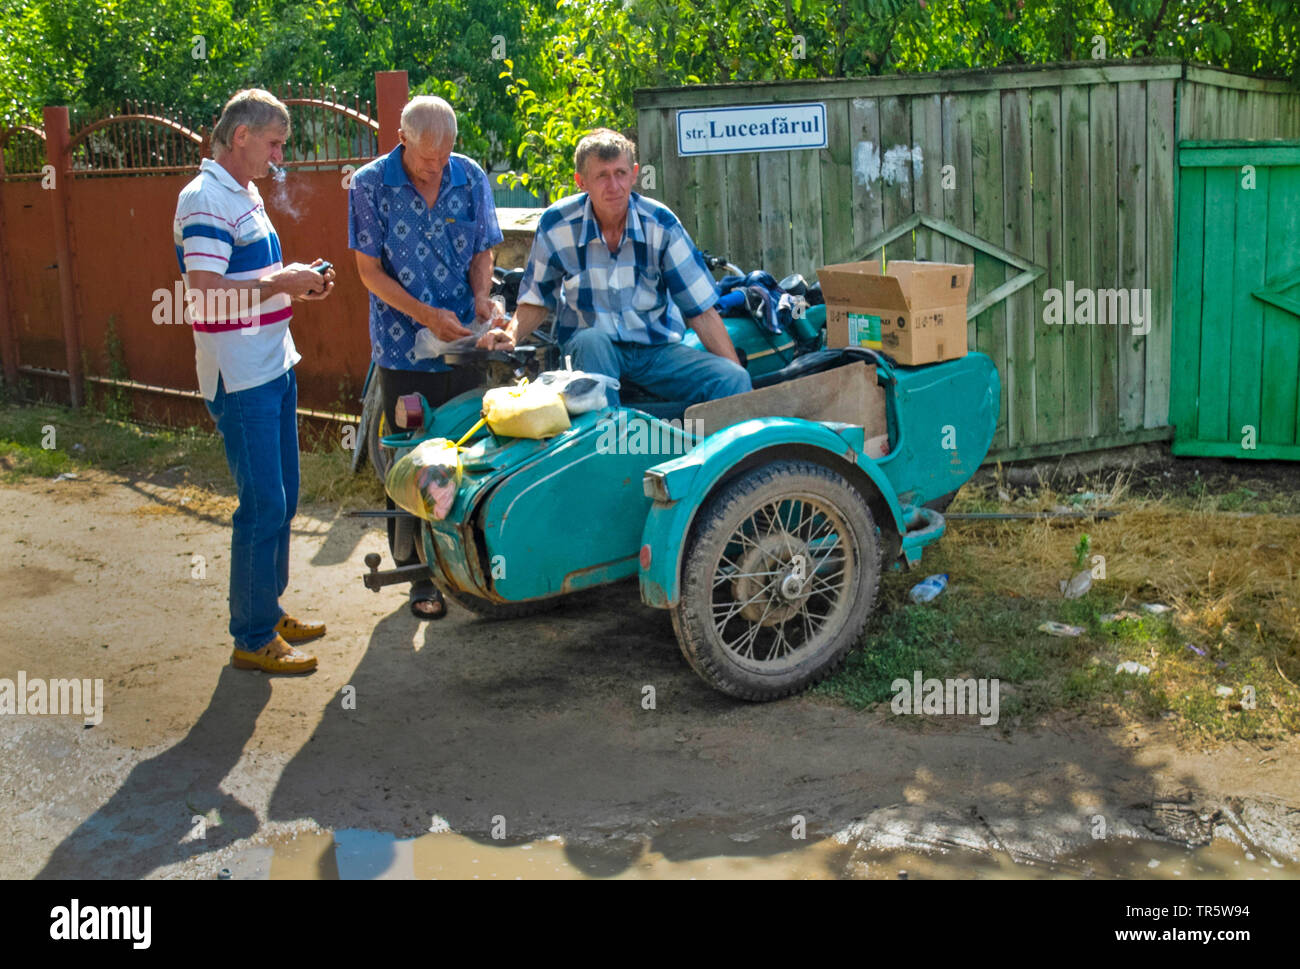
[373,309,999,701]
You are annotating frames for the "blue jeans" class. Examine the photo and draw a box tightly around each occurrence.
[563,328,752,407]
[205,370,299,652]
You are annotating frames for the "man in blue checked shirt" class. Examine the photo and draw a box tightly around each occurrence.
[479,128,751,406]
[349,95,503,620]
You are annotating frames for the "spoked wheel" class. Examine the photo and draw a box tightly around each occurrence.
[672,460,881,700]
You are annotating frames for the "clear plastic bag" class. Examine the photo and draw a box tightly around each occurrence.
[412,317,497,360]
[385,437,462,521]
[536,369,620,415]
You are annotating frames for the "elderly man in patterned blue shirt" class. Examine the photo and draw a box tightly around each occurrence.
[479,128,750,406]
[349,95,503,619]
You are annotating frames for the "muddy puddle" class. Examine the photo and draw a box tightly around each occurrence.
[250,826,1297,880]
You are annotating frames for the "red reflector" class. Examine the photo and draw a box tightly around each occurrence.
[639,544,652,570]
[395,394,424,430]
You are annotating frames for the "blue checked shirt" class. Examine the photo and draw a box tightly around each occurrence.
[516,192,719,345]
[348,146,503,371]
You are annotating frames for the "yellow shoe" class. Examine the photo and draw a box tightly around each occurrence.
[275,614,326,643]
[231,635,318,674]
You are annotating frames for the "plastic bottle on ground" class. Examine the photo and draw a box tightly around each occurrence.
[909,573,949,604]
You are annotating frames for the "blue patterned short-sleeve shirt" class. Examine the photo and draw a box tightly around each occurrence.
[348,146,503,371]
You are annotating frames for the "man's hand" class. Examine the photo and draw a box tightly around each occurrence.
[420,305,472,342]
[477,327,515,351]
[296,259,335,301]
[474,294,503,325]
[270,261,333,300]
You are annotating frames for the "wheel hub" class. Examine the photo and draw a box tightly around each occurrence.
[732,534,808,625]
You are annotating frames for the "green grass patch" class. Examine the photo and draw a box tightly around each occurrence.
[817,570,1297,741]
[0,402,384,507]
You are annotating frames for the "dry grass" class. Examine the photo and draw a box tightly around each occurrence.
[906,472,1300,740]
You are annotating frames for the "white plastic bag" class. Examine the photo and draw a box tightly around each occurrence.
[537,369,620,414]
[412,317,496,361]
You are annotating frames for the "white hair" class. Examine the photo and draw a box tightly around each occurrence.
[400,96,457,145]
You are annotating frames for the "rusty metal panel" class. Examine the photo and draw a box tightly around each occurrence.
[2,181,62,370]
[67,169,372,411]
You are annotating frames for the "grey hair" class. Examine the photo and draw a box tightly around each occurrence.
[400,96,458,145]
[574,128,636,176]
[212,89,290,154]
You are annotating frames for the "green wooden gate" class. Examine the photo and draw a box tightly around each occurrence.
[1172,141,1300,460]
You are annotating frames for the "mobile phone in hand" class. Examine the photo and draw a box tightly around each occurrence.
[315,261,333,275]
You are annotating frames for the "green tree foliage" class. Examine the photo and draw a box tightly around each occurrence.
[2,0,1296,197]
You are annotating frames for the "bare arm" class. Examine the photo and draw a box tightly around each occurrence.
[353,250,470,341]
[187,260,333,304]
[685,306,742,366]
[469,248,496,322]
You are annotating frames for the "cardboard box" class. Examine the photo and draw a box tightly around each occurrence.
[817,260,972,365]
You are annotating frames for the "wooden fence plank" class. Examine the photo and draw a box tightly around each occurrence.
[942,94,975,271]
[970,89,1007,450]
[880,95,915,258]
[695,152,729,264]
[758,149,793,279]
[911,94,944,261]
[1228,164,1268,449]
[1116,81,1147,433]
[1145,79,1176,429]
[1197,168,1237,443]
[725,151,761,272]
[1090,82,1120,440]
[659,108,695,236]
[1169,165,1205,445]
[850,97,884,261]
[1262,165,1300,446]
[789,141,824,279]
[638,108,666,206]
[1031,86,1065,447]
[819,99,855,265]
[1061,84,1094,441]
[1002,87,1035,448]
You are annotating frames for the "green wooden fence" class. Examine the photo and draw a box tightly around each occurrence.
[634,60,1300,462]
[1173,141,1300,461]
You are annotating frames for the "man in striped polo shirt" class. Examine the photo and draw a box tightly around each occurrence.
[174,89,336,674]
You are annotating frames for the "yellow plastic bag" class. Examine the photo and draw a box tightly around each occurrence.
[482,383,571,439]
[385,437,462,521]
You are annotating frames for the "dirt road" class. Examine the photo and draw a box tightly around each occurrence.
[2,470,1297,878]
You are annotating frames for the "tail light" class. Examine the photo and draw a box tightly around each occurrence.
[394,393,425,431]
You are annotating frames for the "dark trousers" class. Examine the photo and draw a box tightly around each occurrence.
[378,365,481,584]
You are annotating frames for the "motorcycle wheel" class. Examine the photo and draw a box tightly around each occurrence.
[671,459,880,701]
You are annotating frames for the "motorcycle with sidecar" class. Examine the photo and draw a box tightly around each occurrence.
[358,257,1000,700]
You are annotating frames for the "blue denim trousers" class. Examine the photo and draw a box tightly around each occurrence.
[205,369,299,652]
[563,328,752,407]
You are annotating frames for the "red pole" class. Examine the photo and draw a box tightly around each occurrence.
[0,138,21,389]
[375,71,409,153]
[43,106,84,407]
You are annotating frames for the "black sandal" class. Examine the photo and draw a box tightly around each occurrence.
[409,583,447,621]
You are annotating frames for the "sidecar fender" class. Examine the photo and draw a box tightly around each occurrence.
[637,417,905,609]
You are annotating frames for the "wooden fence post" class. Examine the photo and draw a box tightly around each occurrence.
[43,106,84,407]
[0,142,20,389]
[375,71,409,154]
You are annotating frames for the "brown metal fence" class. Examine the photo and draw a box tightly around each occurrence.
[0,72,410,426]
